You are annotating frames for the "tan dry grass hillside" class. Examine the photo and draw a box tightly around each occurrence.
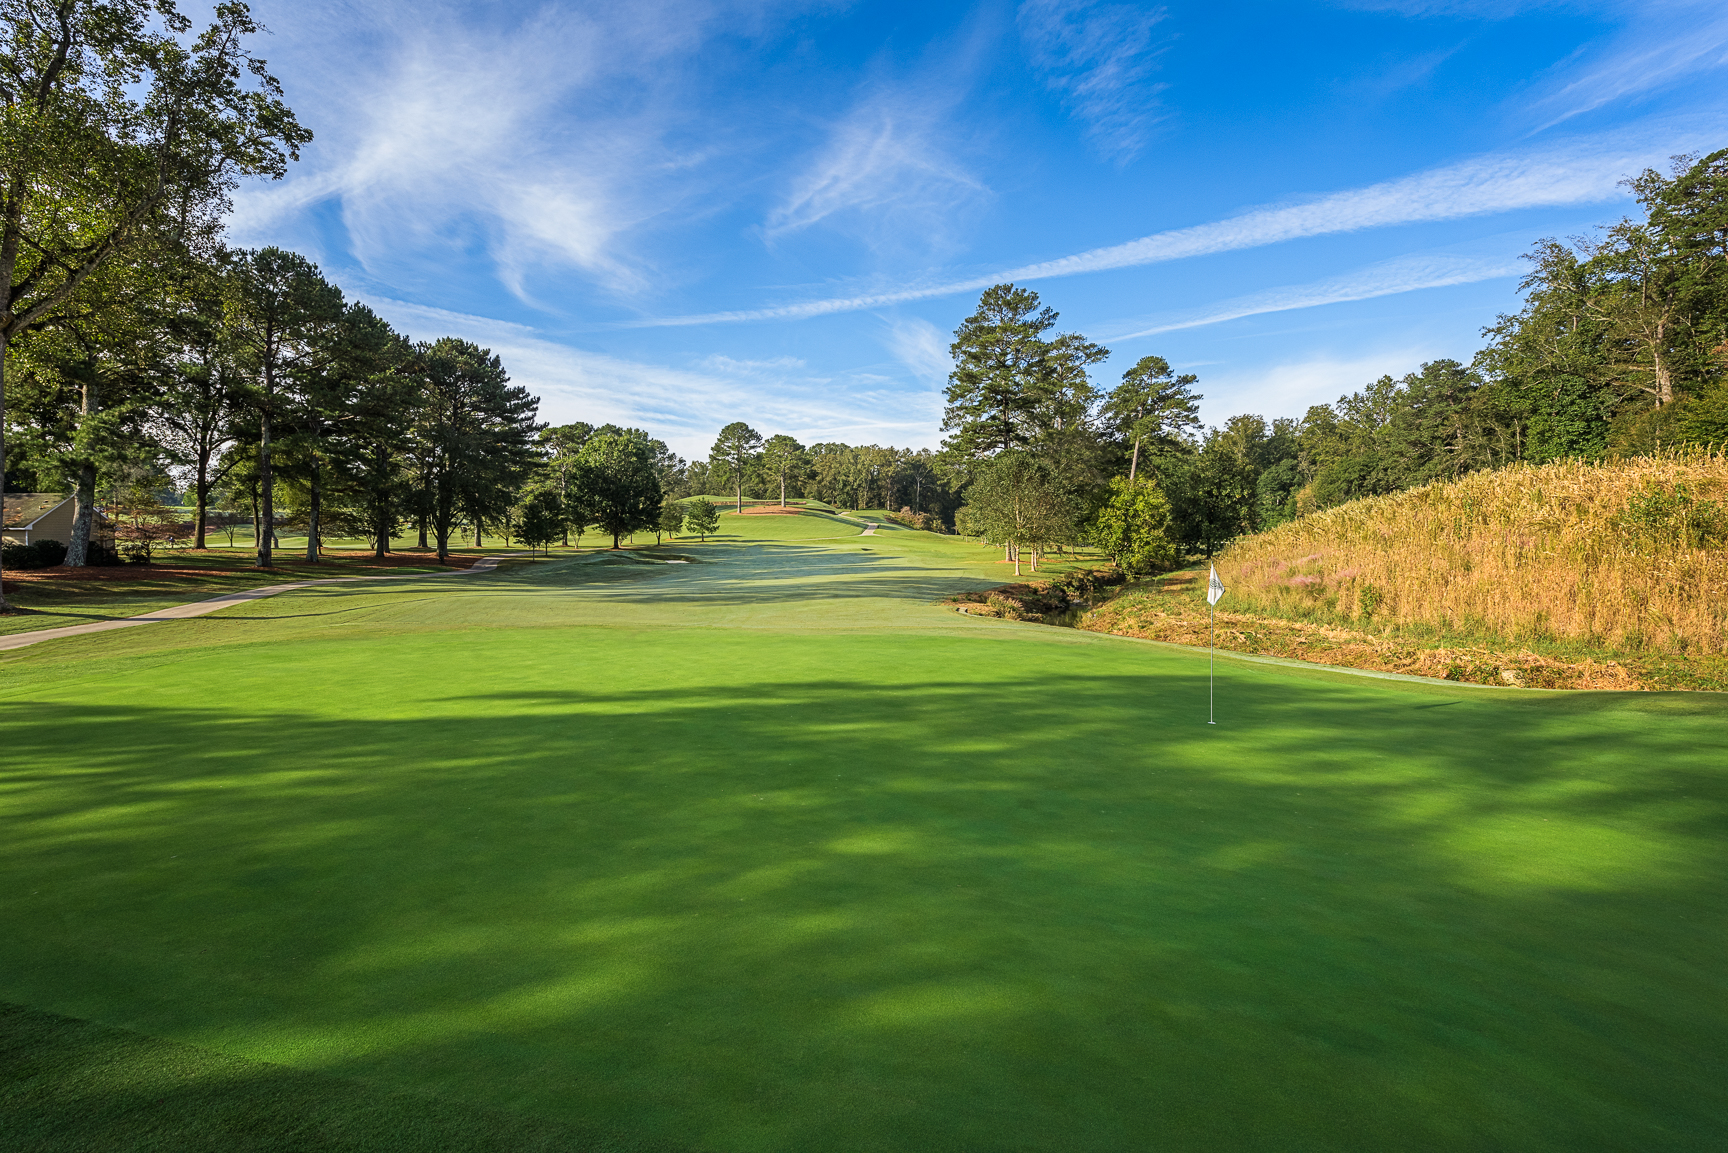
[1214,451,1728,655]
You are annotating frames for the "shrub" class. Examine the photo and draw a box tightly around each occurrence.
[0,539,67,569]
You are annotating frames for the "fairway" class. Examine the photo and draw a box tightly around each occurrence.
[3,528,1726,1151]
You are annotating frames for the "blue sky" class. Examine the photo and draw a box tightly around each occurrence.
[228,0,1728,459]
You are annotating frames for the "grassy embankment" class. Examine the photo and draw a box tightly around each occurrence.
[3,518,1726,1151]
[1086,452,1728,691]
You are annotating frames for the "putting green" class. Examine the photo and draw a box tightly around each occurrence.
[2,532,1725,1152]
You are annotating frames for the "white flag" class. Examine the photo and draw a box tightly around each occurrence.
[1207,565,1226,606]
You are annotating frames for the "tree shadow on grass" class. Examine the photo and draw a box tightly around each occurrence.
[2,665,1726,1153]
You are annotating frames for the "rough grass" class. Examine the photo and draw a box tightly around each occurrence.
[1218,451,1728,655]
[1086,569,1728,691]
[2,534,1726,1151]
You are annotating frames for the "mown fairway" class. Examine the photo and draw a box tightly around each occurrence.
[3,514,1725,1152]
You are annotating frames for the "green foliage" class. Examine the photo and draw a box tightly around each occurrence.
[0,539,66,569]
[657,499,686,540]
[1614,481,1728,550]
[575,433,662,549]
[683,497,719,540]
[958,451,1077,572]
[1089,476,1176,574]
[942,283,1060,458]
[709,421,762,512]
[515,488,563,554]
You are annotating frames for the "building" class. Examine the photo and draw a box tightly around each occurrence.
[2,493,76,547]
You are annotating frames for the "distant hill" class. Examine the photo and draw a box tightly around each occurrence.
[1214,451,1728,658]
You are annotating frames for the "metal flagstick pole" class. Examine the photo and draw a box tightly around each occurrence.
[1206,565,1225,725]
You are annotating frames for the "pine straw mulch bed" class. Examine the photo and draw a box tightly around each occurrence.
[1,551,487,597]
[5,550,484,581]
[1078,570,1727,692]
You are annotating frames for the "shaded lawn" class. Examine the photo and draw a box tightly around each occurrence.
[0,1001,680,1153]
[2,614,1726,1152]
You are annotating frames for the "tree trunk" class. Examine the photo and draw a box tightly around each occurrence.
[305,459,321,562]
[251,485,260,548]
[65,462,96,566]
[1129,436,1141,482]
[735,469,743,514]
[193,446,210,550]
[780,473,786,507]
[612,529,621,549]
[474,519,482,547]
[64,374,102,566]
[0,334,7,608]
[417,513,428,549]
[257,396,274,568]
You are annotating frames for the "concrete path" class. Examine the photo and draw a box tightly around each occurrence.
[0,553,523,654]
[861,523,879,536]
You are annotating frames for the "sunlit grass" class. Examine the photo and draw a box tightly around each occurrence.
[2,533,1725,1151]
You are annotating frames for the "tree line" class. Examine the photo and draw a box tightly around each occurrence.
[923,148,1728,574]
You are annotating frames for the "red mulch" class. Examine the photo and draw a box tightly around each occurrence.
[1,549,485,585]
[737,505,807,515]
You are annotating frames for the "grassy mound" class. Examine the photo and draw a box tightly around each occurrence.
[1213,451,1728,657]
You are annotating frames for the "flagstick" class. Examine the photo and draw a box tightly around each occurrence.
[1206,564,1224,725]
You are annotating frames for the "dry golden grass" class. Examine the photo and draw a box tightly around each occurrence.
[1216,450,1728,655]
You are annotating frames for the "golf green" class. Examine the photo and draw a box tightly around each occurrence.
[2,533,1725,1151]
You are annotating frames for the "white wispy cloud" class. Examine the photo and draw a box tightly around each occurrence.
[631,130,1689,327]
[1528,5,1728,130]
[1017,0,1170,163]
[1104,251,1523,342]
[232,1,726,300]
[882,316,954,383]
[765,89,986,245]
[363,298,943,457]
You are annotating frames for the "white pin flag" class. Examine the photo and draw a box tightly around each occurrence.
[1206,566,1224,723]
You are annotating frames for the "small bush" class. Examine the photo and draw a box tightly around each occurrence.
[1,539,67,569]
[886,507,944,532]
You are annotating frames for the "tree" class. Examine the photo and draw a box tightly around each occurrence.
[151,266,243,549]
[224,248,344,567]
[760,433,806,506]
[539,422,593,545]
[516,487,561,556]
[0,0,309,604]
[1102,355,1201,482]
[279,302,399,561]
[710,421,762,513]
[684,497,719,541]
[657,498,684,541]
[959,451,1075,576]
[942,283,1058,459]
[1090,475,1175,574]
[414,338,540,561]
[574,432,661,549]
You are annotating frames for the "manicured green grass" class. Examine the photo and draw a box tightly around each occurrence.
[2,532,1725,1151]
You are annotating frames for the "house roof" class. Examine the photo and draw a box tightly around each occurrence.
[2,493,70,528]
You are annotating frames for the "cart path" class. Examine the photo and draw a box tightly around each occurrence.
[0,553,525,653]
